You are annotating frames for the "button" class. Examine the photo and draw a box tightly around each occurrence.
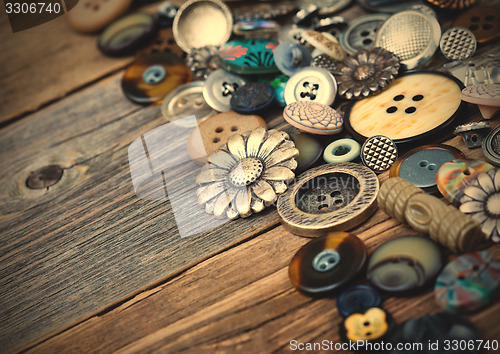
[294,4,319,26]
[218,39,279,75]
[66,0,132,33]
[232,1,296,21]
[375,10,441,70]
[278,25,307,44]
[405,194,447,234]
[137,28,185,58]
[339,14,389,55]
[337,285,381,318]
[161,81,216,127]
[367,236,443,293]
[98,12,157,56]
[277,162,379,237]
[173,0,232,53]
[298,0,352,17]
[155,1,177,28]
[283,101,343,135]
[460,169,500,243]
[324,139,360,163]
[345,72,465,145]
[409,4,437,19]
[288,232,367,294]
[334,47,400,100]
[300,30,346,62]
[312,15,347,33]
[284,67,337,106]
[230,82,275,115]
[203,69,248,112]
[341,307,394,343]
[454,121,491,149]
[378,177,424,224]
[389,144,465,193]
[273,42,312,76]
[426,0,477,10]
[311,54,337,73]
[452,6,500,44]
[121,52,192,105]
[435,251,500,313]
[233,20,280,38]
[361,135,398,174]
[266,75,289,107]
[185,46,221,80]
[461,84,500,119]
[187,111,267,165]
[440,27,477,62]
[291,133,323,174]
[483,125,500,167]
[436,159,494,205]
[357,0,423,13]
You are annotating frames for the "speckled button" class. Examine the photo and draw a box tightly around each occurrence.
[284,67,337,106]
[461,84,500,120]
[121,52,192,105]
[218,39,279,75]
[361,136,398,174]
[98,12,157,56]
[300,30,346,62]
[203,69,248,112]
[440,27,477,62]
[230,82,275,115]
[435,251,500,313]
[452,6,500,44]
[66,0,132,33]
[274,42,312,76]
[187,111,267,165]
[339,14,389,55]
[341,307,394,344]
[283,101,343,135]
[337,284,382,318]
[291,133,323,174]
[324,139,360,163]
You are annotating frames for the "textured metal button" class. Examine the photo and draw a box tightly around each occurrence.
[311,54,337,73]
[483,125,500,167]
[274,42,312,76]
[361,136,398,174]
[291,133,323,174]
[230,82,275,115]
[284,67,337,106]
[66,0,132,33]
[203,69,248,112]
[452,5,500,44]
[454,121,491,149]
[283,101,343,135]
[300,30,346,62]
[337,284,381,318]
[323,139,360,163]
[339,14,389,55]
[185,46,221,80]
[440,27,477,61]
[461,84,500,119]
[218,39,279,75]
[277,162,379,237]
[340,307,394,343]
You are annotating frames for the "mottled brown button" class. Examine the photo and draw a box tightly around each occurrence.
[187,112,267,165]
[453,6,500,44]
[66,0,132,33]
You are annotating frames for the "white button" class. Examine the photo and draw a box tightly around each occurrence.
[284,66,337,106]
[203,69,248,112]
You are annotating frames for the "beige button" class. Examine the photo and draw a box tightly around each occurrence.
[187,111,267,165]
[66,0,132,33]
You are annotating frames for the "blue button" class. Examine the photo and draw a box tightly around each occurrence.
[274,41,312,76]
[337,284,382,317]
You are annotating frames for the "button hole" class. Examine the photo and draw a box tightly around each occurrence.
[419,160,428,167]
[231,126,238,131]
[318,204,329,211]
[427,164,436,171]
[386,106,397,113]
[213,137,220,143]
[463,168,472,176]
[405,107,416,114]
[330,190,341,197]
[393,95,404,101]
[215,127,223,133]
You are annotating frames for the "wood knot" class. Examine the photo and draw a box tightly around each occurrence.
[26,165,63,189]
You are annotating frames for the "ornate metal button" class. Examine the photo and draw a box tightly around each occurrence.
[273,42,312,76]
[66,0,132,33]
[452,5,500,44]
[483,125,500,167]
[300,30,346,62]
[291,133,322,174]
[361,135,398,174]
[203,69,248,112]
[339,14,389,55]
[454,121,491,149]
[323,139,360,163]
[218,39,279,75]
[230,82,275,115]
[440,27,477,62]
[340,307,394,344]
[283,101,343,135]
[461,84,500,119]
[284,67,337,106]
[288,232,367,294]
[426,0,477,10]
[337,284,381,318]
[277,162,379,237]
[185,46,221,80]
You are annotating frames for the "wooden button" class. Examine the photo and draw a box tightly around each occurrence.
[461,84,500,119]
[337,284,381,318]
[453,6,500,44]
[283,101,343,135]
[341,307,393,343]
[187,111,267,165]
[66,0,132,33]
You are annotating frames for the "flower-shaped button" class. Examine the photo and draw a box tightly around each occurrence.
[341,307,393,343]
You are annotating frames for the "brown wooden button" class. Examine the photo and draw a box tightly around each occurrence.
[187,112,267,165]
[66,0,132,33]
[452,6,500,44]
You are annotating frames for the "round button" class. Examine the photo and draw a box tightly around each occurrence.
[337,285,382,318]
[288,232,367,294]
[284,67,337,106]
[341,307,394,343]
[367,236,443,293]
[452,6,500,44]
[461,84,500,119]
[361,135,398,174]
[426,0,477,10]
[283,101,343,135]
[483,125,500,167]
[339,14,389,55]
[121,52,192,105]
[230,82,275,115]
[291,133,322,174]
[324,139,360,163]
[185,46,221,80]
[218,39,279,75]
[435,251,500,313]
[98,12,157,56]
[300,30,346,62]
[277,162,379,237]
[203,69,248,112]
[233,19,280,38]
[440,27,477,61]
[311,54,337,73]
[66,0,132,33]
[274,42,312,76]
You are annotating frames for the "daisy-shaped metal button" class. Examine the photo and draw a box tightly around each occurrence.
[283,101,343,135]
[284,67,338,106]
[196,127,298,220]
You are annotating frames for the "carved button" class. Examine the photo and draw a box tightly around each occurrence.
[291,133,322,174]
[288,232,367,294]
[230,82,275,115]
[324,139,360,163]
[300,30,346,62]
[341,307,394,343]
[98,12,157,56]
[483,125,500,167]
[274,42,312,76]
[452,5,500,44]
[283,101,343,135]
[284,67,337,106]
[339,13,389,55]
[461,84,500,119]
[66,0,132,33]
[337,284,382,318]
[203,69,248,112]
[121,52,192,105]
[361,135,398,174]
[218,39,279,75]
[440,27,477,61]
[187,111,267,165]
[277,162,379,237]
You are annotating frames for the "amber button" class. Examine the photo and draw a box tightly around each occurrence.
[340,307,394,343]
[453,6,500,44]
[66,0,132,33]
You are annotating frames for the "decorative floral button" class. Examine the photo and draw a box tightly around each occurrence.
[288,232,367,294]
[324,139,360,163]
[66,0,132,33]
[435,251,500,313]
[461,84,500,120]
[361,135,398,174]
[273,42,312,76]
[341,307,393,343]
[300,30,346,62]
[284,67,338,106]
[218,39,279,75]
[283,101,343,135]
[121,52,192,104]
[230,82,275,115]
[339,14,389,55]
[185,46,221,80]
[452,5,500,44]
[203,69,248,112]
[337,284,382,318]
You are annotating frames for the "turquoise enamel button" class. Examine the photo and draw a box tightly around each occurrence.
[218,39,279,75]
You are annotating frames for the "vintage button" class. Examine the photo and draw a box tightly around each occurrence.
[367,236,443,293]
[375,10,441,70]
[233,20,280,38]
[405,194,446,234]
[137,28,185,58]
[294,4,319,26]
[361,135,398,174]
[218,39,279,75]
[452,6,500,44]
[161,81,216,127]
[284,67,337,106]
[230,82,275,115]
[389,145,465,193]
[121,52,191,105]
[341,307,394,343]
[436,159,494,205]
[66,0,132,33]
[440,27,477,62]
[454,122,491,149]
[312,15,348,34]
[156,1,177,28]
[357,0,422,13]
[278,25,307,44]
[277,162,379,237]
[426,0,477,11]
[283,101,343,135]
[311,54,337,73]
[483,125,500,167]
[435,251,500,313]
[185,46,221,80]
[339,14,389,55]
[345,72,465,145]
[98,12,157,56]
[291,133,322,174]
[173,0,232,53]
[288,232,367,294]
[461,84,500,119]
[232,1,296,21]
[324,139,360,163]
[203,69,248,112]
[300,30,346,62]
[298,0,352,17]
[273,42,312,76]
[187,111,267,165]
[460,169,500,243]
[337,285,381,318]
[380,178,424,224]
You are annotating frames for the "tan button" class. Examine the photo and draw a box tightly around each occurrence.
[453,6,500,44]
[187,112,267,165]
[66,0,132,33]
